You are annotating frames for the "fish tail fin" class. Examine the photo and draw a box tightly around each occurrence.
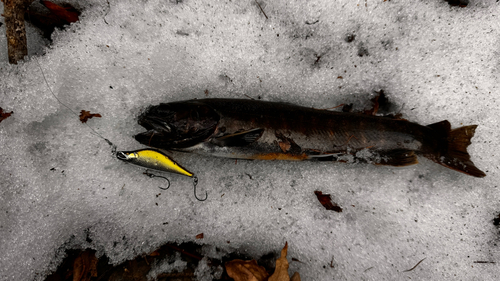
[426,121,485,177]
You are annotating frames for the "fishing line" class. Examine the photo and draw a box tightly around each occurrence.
[27,8,206,200]
[26,6,116,153]
[34,57,117,153]
[33,53,205,201]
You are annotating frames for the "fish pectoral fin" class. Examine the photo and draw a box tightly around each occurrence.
[377,150,418,167]
[213,128,264,147]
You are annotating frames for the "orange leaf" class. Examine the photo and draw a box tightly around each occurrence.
[41,0,79,23]
[0,107,13,123]
[290,272,301,281]
[269,242,289,281]
[73,250,97,281]
[278,141,291,153]
[196,233,204,239]
[79,110,101,123]
[148,250,160,256]
[225,259,269,281]
[314,191,342,212]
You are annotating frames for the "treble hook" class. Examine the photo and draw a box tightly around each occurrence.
[143,171,171,190]
[193,176,207,201]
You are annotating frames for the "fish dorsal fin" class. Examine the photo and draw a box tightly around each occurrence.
[213,128,264,147]
[378,150,418,167]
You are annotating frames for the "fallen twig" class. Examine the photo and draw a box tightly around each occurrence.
[3,0,35,64]
[403,258,426,272]
[254,0,268,19]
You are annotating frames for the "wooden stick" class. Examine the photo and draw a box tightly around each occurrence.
[3,0,35,64]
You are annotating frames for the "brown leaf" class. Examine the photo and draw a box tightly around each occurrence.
[148,250,160,257]
[269,242,289,281]
[196,233,204,239]
[0,107,13,123]
[314,191,343,212]
[278,141,291,153]
[225,259,269,281]
[79,110,101,123]
[290,272,301,281]
[73,250,97,281]
[40,0,79,24]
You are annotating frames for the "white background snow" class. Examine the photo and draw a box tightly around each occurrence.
[1,0,499,280]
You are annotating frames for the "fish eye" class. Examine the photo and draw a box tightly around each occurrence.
[116,151,129,160]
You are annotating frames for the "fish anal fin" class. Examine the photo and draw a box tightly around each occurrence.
[213,128,264,147]
[378,150,418,167]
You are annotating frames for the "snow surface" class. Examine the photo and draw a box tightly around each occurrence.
[1,0,500,280]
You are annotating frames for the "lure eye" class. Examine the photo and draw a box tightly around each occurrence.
[116,151,129,161]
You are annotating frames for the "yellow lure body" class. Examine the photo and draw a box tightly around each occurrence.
[116,149,193,177]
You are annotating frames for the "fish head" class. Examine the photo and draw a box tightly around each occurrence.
[135,101,219,149]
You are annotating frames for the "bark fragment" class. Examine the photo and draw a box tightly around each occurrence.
[3,0,35,64]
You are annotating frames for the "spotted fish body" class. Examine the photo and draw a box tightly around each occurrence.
[135,98,485,178]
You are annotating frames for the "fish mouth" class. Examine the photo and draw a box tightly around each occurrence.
[134,129,176,148]
[135,108,177,147]
[137,114,173,133]
[134,102,221,149]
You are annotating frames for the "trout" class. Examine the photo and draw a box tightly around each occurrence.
[134,98,485,177]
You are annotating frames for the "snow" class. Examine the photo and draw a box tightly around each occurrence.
[1,0,499,280]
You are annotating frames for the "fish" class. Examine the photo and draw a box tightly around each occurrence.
[116,149,193,177]
[134,98,486,178]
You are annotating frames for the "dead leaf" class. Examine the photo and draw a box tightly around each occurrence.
[40,0,79,23]
[196,233,204,239]
[73,250,97,281]
[278,141,291,153]
[0,107,13,123]
[27,1,80,41]
[148,251,160,257]
[225,259,269,281]
[314,191,343,212]
[79,110,101,123]
[290,272,301,281]
[269,242,289,281]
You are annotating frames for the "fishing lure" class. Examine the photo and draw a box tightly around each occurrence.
[116,149,194,177]
[116,149,207,201]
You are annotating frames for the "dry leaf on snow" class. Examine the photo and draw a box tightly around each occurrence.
[226,242,301,281]
[226,259,269,281]
[40,0,80,23]
[0,107,13,123]
[269,242,289,281]
[79,110,102,123]
[314,190,343,212]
